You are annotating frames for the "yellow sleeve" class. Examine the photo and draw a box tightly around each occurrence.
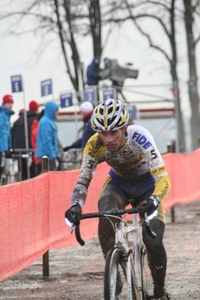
[151,166,171,201]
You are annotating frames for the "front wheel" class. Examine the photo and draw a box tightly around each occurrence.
[141,248,154,300]
[104,247,137,300]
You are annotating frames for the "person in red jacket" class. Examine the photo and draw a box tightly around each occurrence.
[31,109,44,176]
[12,100,39,180]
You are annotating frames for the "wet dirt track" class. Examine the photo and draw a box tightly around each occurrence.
[0,200,200,300]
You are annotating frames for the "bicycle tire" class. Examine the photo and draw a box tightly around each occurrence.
[104,247,137,300]
[132,244,144,298]
[132,244,153,300]
[141,249,154,300]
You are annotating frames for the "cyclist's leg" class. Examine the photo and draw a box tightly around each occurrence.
[98,175,130,297]
[98,174,129,258]
[142,200,167,298]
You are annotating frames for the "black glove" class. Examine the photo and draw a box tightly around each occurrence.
[5,148,14,158]
[138,196,159,217]
[65,203,82,225]
[63,146,72,152]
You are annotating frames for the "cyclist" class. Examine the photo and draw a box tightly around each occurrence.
[65,99,171,300]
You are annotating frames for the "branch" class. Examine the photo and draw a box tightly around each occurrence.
[194,35,200,47]
[134,19,171,62]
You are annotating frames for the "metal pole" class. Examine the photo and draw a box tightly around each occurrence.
[42,156,50,277]
[167,144,176,223]
[167,144,172,153]
[74,96,79,138]
[198,137,200,148]
[173,81,179,153]
[22,77,30,179]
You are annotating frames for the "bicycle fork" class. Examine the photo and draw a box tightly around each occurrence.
[115,220,143,300]
[132,214,144,299]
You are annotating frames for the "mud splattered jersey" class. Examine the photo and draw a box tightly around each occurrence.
[71,124,171,207]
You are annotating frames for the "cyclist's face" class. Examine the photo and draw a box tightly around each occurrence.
[99,126,127,152]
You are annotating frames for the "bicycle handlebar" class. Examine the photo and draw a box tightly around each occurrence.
[74,208,156,246]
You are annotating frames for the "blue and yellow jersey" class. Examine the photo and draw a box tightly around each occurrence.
[71,124,171,207]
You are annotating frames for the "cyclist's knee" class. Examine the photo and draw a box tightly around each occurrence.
[98,189,127,211]
[98,191,124,257]
[98,195,122,211]
[98,215,116,258]
[98,194,120,246]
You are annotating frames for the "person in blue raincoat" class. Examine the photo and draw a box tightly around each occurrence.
[86,57,101,86]
[0,94,15,179]
[36,101,59,171]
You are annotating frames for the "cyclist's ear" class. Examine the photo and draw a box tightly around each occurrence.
[122,125,128,134]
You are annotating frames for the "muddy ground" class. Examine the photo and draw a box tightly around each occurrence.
[1,201,200,300]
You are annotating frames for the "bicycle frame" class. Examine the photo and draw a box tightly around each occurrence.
[71,208,156,300]
[114,215,143,299]
[132,213,143,291]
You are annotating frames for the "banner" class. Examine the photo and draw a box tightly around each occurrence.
[41,79,53,97]
[11,75,23,93]
[60,92,73,108]
[84,86,97,105]
[102,88,116,101]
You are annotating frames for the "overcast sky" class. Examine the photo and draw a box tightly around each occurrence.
[0,1,199,125]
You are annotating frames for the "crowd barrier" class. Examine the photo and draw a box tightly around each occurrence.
[1,149,200,281]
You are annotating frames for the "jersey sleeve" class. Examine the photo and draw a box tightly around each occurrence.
[71,134,100,207]
[151,166,171,202]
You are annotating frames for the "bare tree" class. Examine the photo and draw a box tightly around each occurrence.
[106,0,186,151]
[0,0,102,101]
[183,0,200,150]
[1,1,199,150]
[87,0,102,57]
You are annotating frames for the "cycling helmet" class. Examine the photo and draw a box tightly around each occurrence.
[91,99,129,132]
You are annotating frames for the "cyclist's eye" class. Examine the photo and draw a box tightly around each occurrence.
[111,131,117,135]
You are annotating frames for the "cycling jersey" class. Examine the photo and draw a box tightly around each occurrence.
[71,124,171,207]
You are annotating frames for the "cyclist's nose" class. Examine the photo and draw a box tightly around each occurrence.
[104,134,114,143]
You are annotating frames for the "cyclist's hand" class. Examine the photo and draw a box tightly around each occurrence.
[65,203,82,225]
[138,196,159,217]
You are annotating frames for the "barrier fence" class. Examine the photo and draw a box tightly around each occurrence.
[1,149,200,281]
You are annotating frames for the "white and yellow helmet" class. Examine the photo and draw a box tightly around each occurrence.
[91,99,129,132]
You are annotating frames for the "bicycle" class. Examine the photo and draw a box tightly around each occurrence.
[69,205,158,300]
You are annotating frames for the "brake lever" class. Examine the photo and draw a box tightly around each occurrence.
[65,217,76,232]
[144,213,157,239]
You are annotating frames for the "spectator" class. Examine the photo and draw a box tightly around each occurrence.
[63,101,95,152]
[86,57,101,86]
[31,109,45,176]
[36,101,59,171]
[0,94,14,179]
[12,100,39,180]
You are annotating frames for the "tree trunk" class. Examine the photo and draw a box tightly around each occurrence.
[183,0,200,150]
[88,0,102,57]
[170,0,186,152]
